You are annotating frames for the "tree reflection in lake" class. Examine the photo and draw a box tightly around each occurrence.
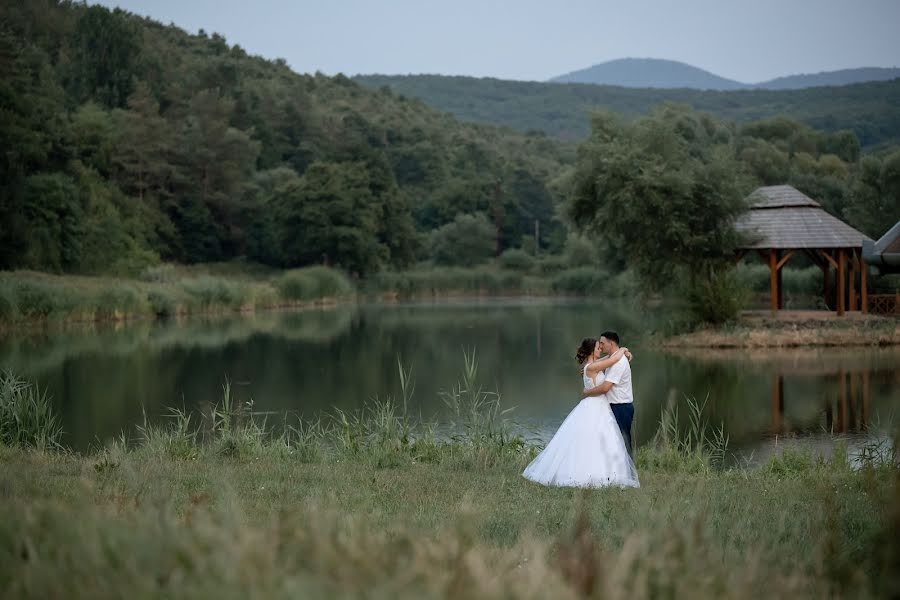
[0,300,897,458]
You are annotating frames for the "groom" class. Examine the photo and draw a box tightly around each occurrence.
[582,331,634,453]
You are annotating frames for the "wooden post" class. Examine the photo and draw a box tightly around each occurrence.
[849,251,857,311]
[860,249,868,314]
[769,249,779,312]
[771,374,784,433]
[822,260,831,310]
[837,249,846,316]
[777,250,784,310]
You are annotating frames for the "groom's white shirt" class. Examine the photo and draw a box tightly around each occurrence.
[604,356,633,404]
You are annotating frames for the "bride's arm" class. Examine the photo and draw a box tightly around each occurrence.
[584,347,629,376]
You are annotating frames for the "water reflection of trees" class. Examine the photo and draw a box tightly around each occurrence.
[666,348,900,445]
[3,302,896,452]
[0,307,358,449]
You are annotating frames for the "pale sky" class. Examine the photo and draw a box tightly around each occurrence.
[91,0,900,83]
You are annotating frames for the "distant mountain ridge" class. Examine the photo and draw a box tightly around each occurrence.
[549,58,900,90]
[353,74,900,147]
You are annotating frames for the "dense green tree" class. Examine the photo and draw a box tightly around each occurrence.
[846,151,900,239]
[568,107,750,320]
[2,0,896,284]
[274,162,388,275]
[21,173,84,271]
[68,102,115,174]
[430,213,496,266]
[172,89,261,260]
[739,138,791,185]
[66,5,139,108]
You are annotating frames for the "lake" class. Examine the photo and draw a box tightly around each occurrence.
[2,299,897,461]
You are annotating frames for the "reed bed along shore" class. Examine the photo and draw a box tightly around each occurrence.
[0,262,634,331]
[0,265,355,329]
[1,364,898,599]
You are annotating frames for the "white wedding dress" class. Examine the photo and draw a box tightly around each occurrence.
[522,362,639,488]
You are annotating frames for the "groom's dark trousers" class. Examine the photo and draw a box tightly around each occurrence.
[610,403,634,454]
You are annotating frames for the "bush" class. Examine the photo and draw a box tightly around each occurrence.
[783,266,821,295]
[304,266,354,298]
[684,269,745,326]
[498,248,535,271]
[139,264,177,283]
[551,267,607,294]
[278,267,354,301]
[0,287,16,323]
[180,277,246,309]
[13,280,58,319]
[94,284,143,319]
[430,213,495,266]
[147,290,177,317]
[534,254,568,275]
[606,269,641,298]
[735,264,822,296]
[278,270,318,301]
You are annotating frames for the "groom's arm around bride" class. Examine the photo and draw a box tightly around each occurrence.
[582,331,635,453]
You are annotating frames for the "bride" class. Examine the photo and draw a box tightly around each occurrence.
[522,338,640,488]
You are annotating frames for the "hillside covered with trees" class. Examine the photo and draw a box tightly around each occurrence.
[354,74,900,147]
[0,1,571,277]
[1,0,897,300]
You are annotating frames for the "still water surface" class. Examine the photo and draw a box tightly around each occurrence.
[2,299,897,460]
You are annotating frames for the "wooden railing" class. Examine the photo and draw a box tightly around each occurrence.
[868,293,899,315]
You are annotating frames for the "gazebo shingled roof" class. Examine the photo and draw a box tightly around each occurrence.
[735,185,873,315]
[736,185,873,249]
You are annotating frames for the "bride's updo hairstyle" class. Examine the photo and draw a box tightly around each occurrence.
[575,338,597,365]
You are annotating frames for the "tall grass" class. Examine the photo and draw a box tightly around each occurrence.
[0,266,356,327]
[277,266,354,302]
[1,368,897,598]
[2,429,896,599]
[366,266,549,298]
[637,394,729,473]
[0,370,62,449]
[439,349,527,463]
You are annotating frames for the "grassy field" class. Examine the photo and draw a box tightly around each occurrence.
[1,371,898,599]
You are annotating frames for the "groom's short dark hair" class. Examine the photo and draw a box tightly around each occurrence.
[600,331,620,346]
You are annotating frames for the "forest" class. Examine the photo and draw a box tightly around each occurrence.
[1,1,898,285]
[354,73,900,148]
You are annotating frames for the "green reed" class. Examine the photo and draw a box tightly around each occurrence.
[0,369,62,450]
[637,393,730,473]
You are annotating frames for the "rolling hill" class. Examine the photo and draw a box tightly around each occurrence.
[549,58,746,90]
[354,74,900,147]
[548,58,900,91]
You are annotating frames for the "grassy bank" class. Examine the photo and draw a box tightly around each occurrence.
[364,262,639,300]
[0,265,355,329]
[661,312,900,348]
[0,261,636,330]
[1,370,898,598]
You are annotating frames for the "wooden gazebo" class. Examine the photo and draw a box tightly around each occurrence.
[735,185,874,315]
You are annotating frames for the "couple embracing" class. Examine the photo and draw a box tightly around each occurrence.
[522,331,639,489]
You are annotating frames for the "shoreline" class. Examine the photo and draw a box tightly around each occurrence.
[2,268,898,348]
[658,311,900,348]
